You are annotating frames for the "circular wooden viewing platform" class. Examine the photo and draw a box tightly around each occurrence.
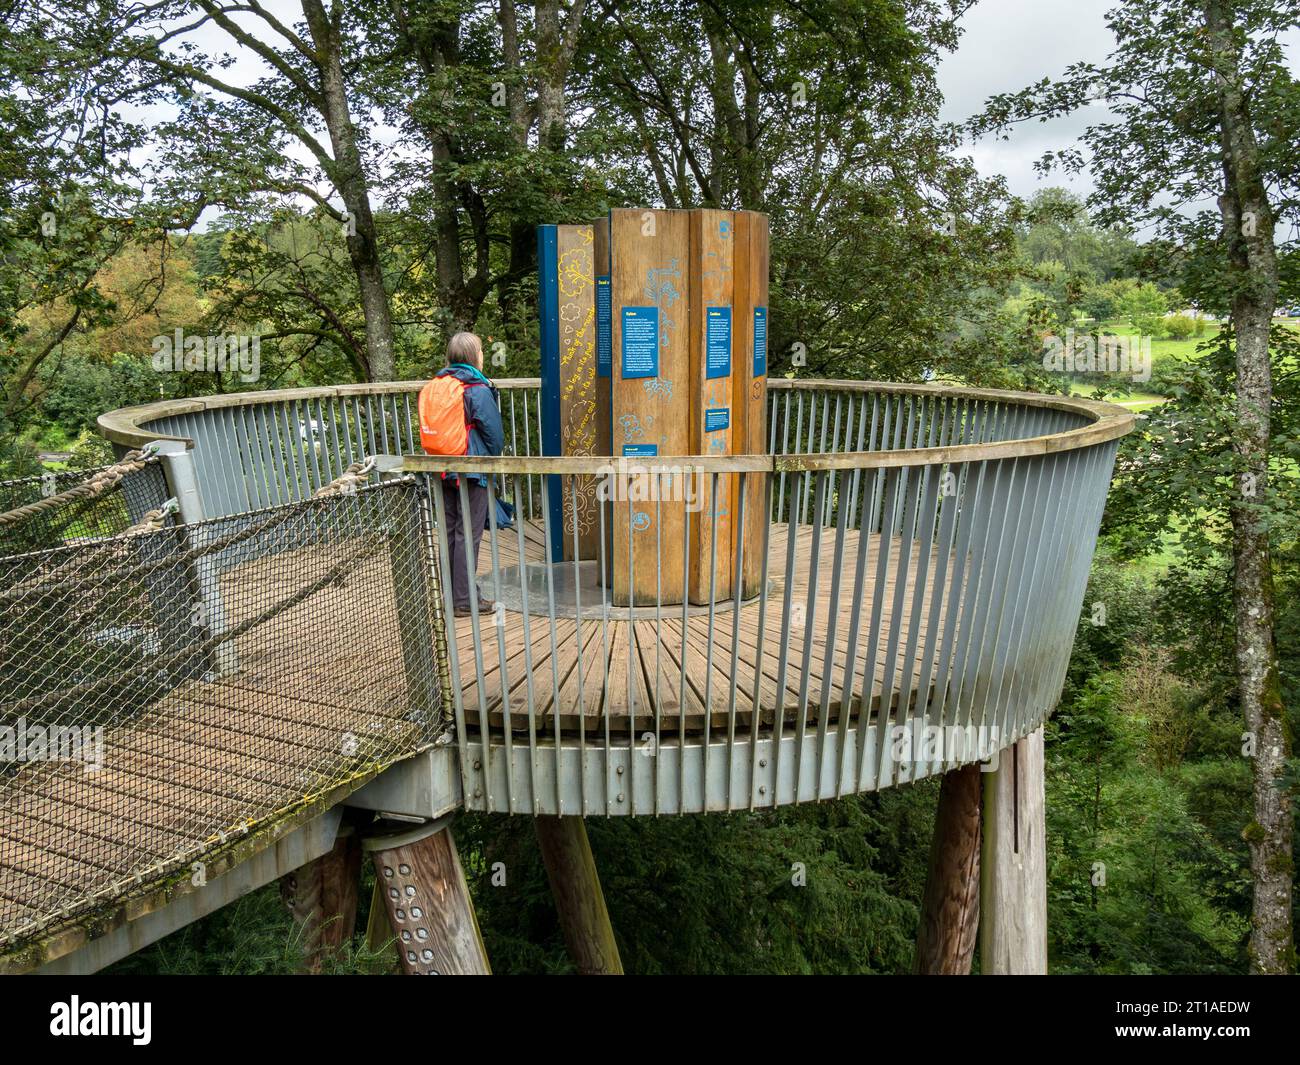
[97,379,1132,817]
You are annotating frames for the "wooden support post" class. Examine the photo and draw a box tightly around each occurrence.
[979,728,1048,974]
[914,763,981,974]
[364,874,399,971]
[534,816,623,975]
[279,823,362,974]
[364,819,491,975]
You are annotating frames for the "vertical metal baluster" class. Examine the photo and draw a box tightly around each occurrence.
[887,459,942,787]
[297,398,319,494]
[914,461,968,780]
[457,476,492,809]
[872,464,923,791]
[824,395,843,525]
[834,453,882,798]
[402,392,415,456]
[338,397,355,468]
[678,486,691,814]
[523,392,535,518]
[538,476,564,814]
[813,466,850,799]
[569,476,587,816]
[853,465,902,792]
[429,479,474,811]
[771,474,804,805]
[280,401,306,500]
[793,469,828,801]
[511,475,539,814]
[596,481,612,815]
[625,493,636,816]
[653,473,663,816]
[485,477,513,812]
[701,472,720,809]
[747,472,775,809]
[725,470,747,811]
[990,449,1065,748]
[943,458,1012,753]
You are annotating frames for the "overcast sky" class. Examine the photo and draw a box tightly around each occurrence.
[938,0,1300,203]
[938,0,1122,201]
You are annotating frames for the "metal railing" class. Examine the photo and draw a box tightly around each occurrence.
[97,379,1132,817]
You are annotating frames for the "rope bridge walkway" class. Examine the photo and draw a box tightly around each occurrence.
[0,456,446,955]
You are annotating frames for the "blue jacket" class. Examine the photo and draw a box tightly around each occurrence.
[436,362,504,486]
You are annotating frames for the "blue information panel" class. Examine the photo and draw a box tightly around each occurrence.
[596,276,612,377]
[753,306,767,377]
[706,306,732,379]
[704,408,729,433]
[623,443,658,458]
[621,306,659,378]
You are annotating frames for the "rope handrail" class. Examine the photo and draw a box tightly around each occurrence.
[0,447,159,528]
[0,459,378,603]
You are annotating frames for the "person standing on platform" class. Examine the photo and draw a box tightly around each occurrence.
[420,331,505,618]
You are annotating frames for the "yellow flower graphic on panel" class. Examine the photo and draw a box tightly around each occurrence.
[558,245,592,299]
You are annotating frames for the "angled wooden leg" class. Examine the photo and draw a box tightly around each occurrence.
[914,762,981,974]
[365,819,491,975]
[979,728,1047,974]
[279,823,362,974]
[535,816,623,975]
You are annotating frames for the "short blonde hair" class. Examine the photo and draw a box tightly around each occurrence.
[447,331,482,365]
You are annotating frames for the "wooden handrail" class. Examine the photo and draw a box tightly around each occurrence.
[97,378,1136,463]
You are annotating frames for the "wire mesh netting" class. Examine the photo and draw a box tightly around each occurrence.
[0,457,172,556]
[0,477,449,951]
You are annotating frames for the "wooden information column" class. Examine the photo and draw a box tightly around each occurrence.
[731,210,769,600]
[688,210,736,602]
[544,208,768,605]
[609,208,692,605]
[538,223,610,562]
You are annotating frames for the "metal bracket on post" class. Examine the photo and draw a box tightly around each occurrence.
[151,439,238,678]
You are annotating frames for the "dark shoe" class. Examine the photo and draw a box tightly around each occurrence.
[453,600,496,619]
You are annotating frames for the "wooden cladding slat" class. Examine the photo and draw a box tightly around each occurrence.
[733,210,769,599]
[548,223,608,562]
[688,209,735,603]
[609,208,692,605]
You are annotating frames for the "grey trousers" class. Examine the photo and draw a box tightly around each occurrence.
[442,477,488,610]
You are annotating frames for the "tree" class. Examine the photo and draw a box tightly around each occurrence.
[588,0,1026,384]
[976,0,1298,973]
[113,0,399,379]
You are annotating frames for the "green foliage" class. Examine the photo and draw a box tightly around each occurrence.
[1114,280,1169,336]
[105,878,396,975]
[459,789,935,975]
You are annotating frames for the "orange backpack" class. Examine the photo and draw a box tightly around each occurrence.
[418,376,472,455]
